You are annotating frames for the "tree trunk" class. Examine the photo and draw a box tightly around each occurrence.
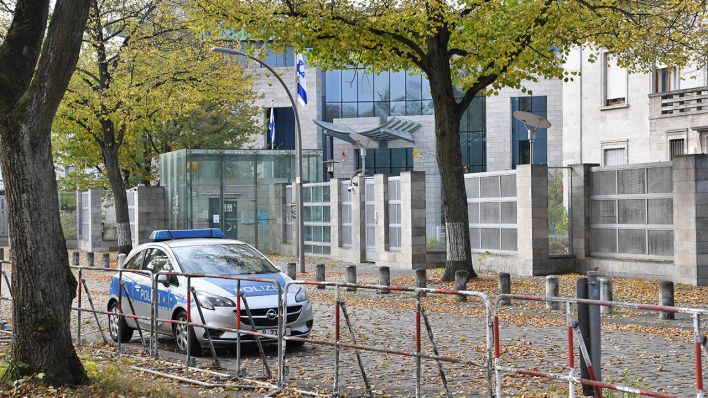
[0,0,90,384]
[102,145,132,254]
[427,38,476,282]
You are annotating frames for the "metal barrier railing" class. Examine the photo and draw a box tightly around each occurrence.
[2,258,704,398]
[493,294,708,398]
[282,280,494,398]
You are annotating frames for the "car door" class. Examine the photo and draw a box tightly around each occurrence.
[142,247,179,333]
[131,247,163,328]
[119,250,146,328]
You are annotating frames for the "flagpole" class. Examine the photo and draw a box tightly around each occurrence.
[212,47,305,274]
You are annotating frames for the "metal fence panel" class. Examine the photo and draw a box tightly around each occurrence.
[590,163,673,259]
[466,171,517,253]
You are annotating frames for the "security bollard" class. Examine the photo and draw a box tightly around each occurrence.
[102,253,110,269]
[72,251,80,266]
[315,264,325,289]
[118,253,126,268]
[455,270,468,302]
[345,265,357,291]
[378,266,390,294]
[416,268,427,297]
[545,275,560,310]
[87,252,94,268]
[286,262,297,280]
[498,273,511,306]
[659,281,675,320]
[599,277,613,314]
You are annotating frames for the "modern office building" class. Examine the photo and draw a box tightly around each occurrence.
[245,50,564,226]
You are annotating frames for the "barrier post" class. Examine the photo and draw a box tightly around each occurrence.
[333,285,341,395]
[345,265,356,291]
[546,275,559,310]
[455,270,467,302]
[498,273,511,305]
[186,277,192,367]
[660,281,675,320]
[117,270,123,354]
[694,314,704,398]
[236,279,241,377]
[566,302,576,398]
[151,274,158,358]
[415,292,422,398]
[315,264,325,289]
[379,266,390,294]
[77,268,83,346]
[577,277,592,396]
[587,271,602,384]
[416,269,426,297]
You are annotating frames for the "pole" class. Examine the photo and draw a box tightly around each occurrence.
[211,47,305,274]
[587,271,602,385]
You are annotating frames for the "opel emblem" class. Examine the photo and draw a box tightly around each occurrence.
[266,309,277,320]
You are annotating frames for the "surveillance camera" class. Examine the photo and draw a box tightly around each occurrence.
[347,186,353,192]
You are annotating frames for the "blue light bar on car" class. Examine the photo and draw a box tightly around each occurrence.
[149,228,225,241]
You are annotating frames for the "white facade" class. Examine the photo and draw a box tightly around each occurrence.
[563,47,708,166]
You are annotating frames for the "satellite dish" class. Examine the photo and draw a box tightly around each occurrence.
[513,111,551,129]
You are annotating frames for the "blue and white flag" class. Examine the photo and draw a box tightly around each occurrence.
[268,107,275,149]
[296,53,307,107]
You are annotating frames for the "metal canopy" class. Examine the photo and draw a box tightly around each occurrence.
[313,117,420,147]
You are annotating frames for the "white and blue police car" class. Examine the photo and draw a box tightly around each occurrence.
[106,229,313,355]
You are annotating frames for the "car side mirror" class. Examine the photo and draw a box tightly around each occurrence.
[156,274,170,287]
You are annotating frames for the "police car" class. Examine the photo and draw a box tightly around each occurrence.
[106,229,313,356]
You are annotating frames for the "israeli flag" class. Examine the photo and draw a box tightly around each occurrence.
[268,107,275,149]
[296,53,307,107]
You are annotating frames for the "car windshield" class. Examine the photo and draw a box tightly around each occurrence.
[172,243,279,275]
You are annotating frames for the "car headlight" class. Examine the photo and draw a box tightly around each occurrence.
[295,287,308,302]
[194,290,235,311]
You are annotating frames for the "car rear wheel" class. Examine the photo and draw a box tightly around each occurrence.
[108,300,133,343]
[173,310,201,357]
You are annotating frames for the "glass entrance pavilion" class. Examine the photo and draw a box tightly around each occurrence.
[160,149,323,254]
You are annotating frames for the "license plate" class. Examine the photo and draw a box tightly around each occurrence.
[261,328,290,336]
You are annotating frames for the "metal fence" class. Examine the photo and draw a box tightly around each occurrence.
[302,182,331,255]
[465,170,518,252]
[388,176,402,250]
[493,293,708,398]
[0,260,494,397]
[590,162,674,260]
[340,180,352,246]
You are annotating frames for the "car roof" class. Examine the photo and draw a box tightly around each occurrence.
[138,238,247,250]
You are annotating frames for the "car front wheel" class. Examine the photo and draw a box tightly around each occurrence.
[173,310,201,357]
[108,300,133,343]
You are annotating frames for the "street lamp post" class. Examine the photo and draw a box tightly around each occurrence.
[212,47,306,273]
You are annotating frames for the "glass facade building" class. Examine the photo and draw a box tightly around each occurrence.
[323,68,487,174]
[160,149,323,254]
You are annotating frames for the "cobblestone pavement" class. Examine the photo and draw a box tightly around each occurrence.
[0,257,706,397]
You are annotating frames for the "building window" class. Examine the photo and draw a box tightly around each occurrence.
[324,68,433,121]
[652,67,679,93]
[511,96,547,168]
[354,147,413,176]
[669,138,685,160]
[603,148,626,165]
[603,53,627,106]
[460,96,487,173]
[267,107,295,149]
[388,177,401,250]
